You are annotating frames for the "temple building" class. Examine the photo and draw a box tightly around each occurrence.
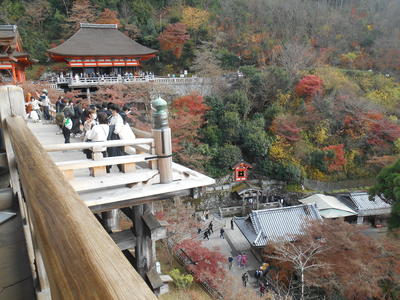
[0,25,34,83]
[48,23,157,76]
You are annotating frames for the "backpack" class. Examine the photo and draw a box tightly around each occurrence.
[55,113,64,126]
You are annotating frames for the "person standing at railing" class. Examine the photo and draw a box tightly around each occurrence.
[55,96,64,113]
[84,112,109,160]
[107,104,124,172]
[72,100,83,137]
[30,95,42,121]
[39,89,52,121]
[62,109,73,144]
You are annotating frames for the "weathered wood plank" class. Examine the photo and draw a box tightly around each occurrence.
[5,116,157,300]
[70,169,158,192]
[44,138,154,152]
[110,229,137,250]
[56,154,155,170]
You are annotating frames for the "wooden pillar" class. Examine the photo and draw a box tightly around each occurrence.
[151,97,173,184]
[11,65,17,83]
[133,204,154,278]
[101,210,120,232]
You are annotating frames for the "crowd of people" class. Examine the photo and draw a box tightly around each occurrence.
[25,89,136,173]
[25,89,53,122]
[53,71,156,83]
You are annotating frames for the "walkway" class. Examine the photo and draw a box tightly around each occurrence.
[27,121,214,213]
[199,215,264,294]
[0,213,35,299]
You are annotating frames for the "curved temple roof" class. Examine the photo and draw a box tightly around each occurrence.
[48,23,157,57]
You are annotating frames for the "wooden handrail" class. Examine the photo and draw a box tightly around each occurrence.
[6,116,156,300]
[43,138,154,152]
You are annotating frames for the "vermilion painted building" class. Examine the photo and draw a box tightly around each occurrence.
[47,23,157,75]
[0,25,34,83]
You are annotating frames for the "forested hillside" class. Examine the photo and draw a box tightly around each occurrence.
[2,0,400,182]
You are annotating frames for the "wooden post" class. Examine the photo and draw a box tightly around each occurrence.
[151,97,172,184]
[1,85,156,300]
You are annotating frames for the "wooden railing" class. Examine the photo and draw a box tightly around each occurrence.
[0,86,157,300]
[53,75,205,87]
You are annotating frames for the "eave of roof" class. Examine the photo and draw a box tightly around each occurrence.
[48,23,157,57]
[235,204,322,247]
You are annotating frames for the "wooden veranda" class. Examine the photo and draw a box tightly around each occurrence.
[0,85,214,299]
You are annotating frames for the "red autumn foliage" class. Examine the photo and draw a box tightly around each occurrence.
[270,115,302,142]
[169,93,209,152]
[322,144,346,172]
[174,239,226,288]
[158,23,190,59]
[363,112,400,147]
[295,75,324,99]
[302,220,400,299]
[264,219,400,300]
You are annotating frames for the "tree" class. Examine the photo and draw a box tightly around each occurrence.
[191,42,223,77]
[181,7,209,31]
[158,23,190,59]
[66,0,97,34]
[295,75,324,99]
[369,159,400,230]
[169,269,193,290]
[322,144,346,172]
[264,236,328,300]
[174,239,226,288]
[271,115,302,142]
[169,93,209,152]
[96,8,120,25]
[272,42,316,80]
[265,219,400,299]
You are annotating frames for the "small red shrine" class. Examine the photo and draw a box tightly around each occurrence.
[0,25,34,83]
[47,23,157,75]
[232,162,252,182]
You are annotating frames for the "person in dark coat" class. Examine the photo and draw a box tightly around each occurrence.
[220,228,225,239]
[72,100,83,135]
[209,221,213,233]
[231,218,234,230]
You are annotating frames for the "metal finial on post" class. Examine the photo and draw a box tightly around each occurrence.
[151,97,173,184]
[152,96,169,129]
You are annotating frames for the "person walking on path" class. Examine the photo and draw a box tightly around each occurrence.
[220,228,225,239]
[228,256,233,270]
[209,221,213,233]
[242,272,248,287]
[259,283,265,296]
[236,253,242,266]
[231,218,234,230]
[62,110,73,144]
[242,254,248,268]
[203,230,209,240]
[197,228,201,235]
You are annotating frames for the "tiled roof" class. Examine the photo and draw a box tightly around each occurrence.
[349,192,391,216]
[0,25,17,39]
[299,194,356,218]
[235,204,321,247]
[48,23,157,57]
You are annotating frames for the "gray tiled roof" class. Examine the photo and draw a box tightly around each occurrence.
[349,192,391,216]
[48,23,157,57]
[235,204,321,247]
[0,25,17,39]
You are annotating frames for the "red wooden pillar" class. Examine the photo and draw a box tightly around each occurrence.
[11,65,17,83]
